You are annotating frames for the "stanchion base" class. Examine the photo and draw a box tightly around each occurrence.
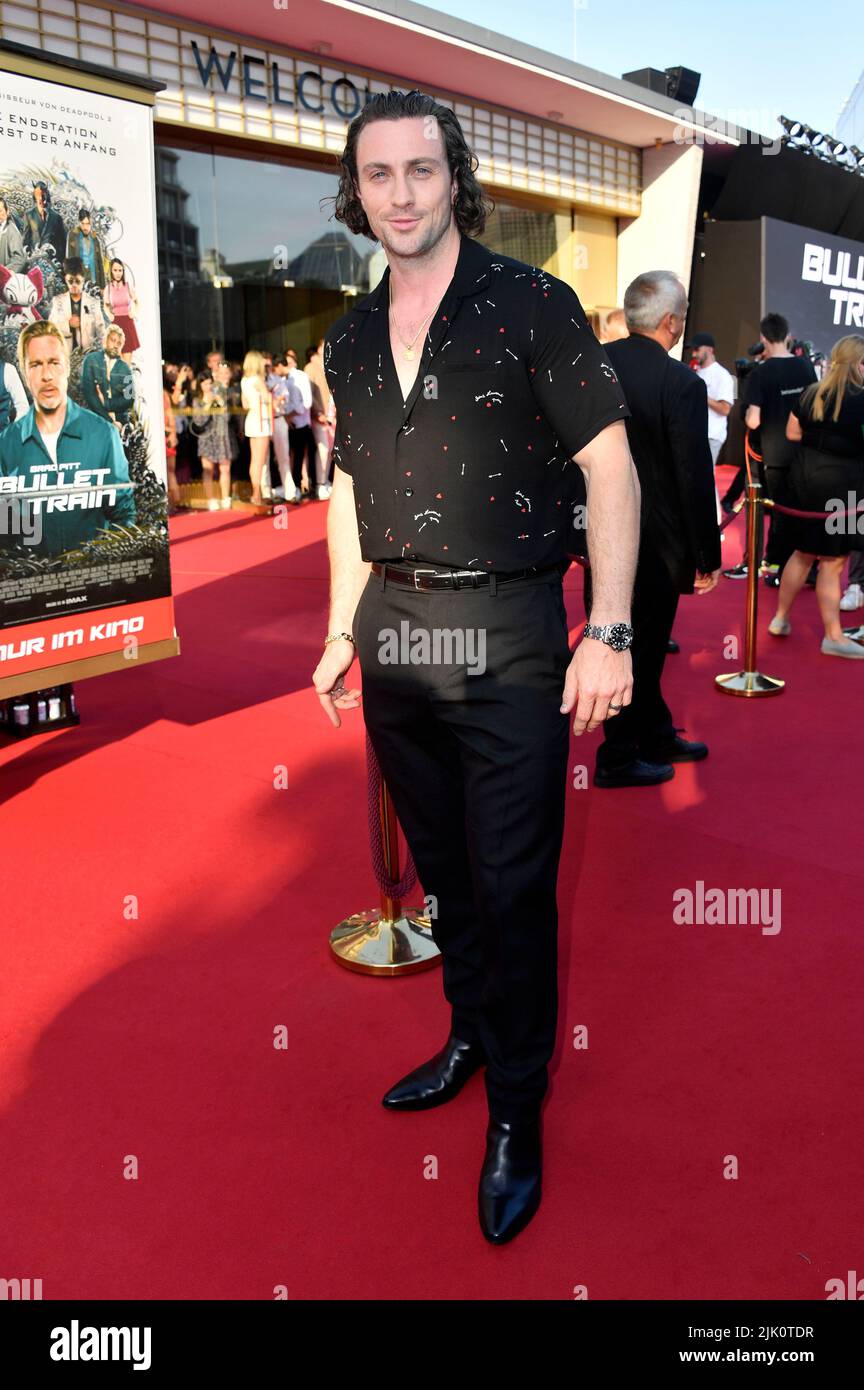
[715,670,785,697]
[330,910,440,975]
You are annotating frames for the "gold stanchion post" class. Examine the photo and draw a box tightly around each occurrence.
[329,776,440,975]
[716,480,785,697]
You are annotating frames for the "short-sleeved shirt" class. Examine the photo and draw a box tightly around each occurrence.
[322,232,629,570]
[792,382,864,458]
[743,354,817,470]
[696,359,735,444]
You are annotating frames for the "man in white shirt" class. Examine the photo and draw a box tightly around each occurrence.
[691,332,735,464]
[285,347,316,498]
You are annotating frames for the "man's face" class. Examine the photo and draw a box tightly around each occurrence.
[65,274,85,299]
[34,186,46,215]
[105,333,123,358]
[25,334,69,414]
[206,352,221,372]
[286,354,297,371]
[274,363,289,377]
[354,115,456,260]
[695,345,712,367]
[80,216,92,235]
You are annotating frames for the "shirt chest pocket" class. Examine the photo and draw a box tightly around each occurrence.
[428,358,503,407]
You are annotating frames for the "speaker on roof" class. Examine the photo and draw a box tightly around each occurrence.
[665,66,701,106]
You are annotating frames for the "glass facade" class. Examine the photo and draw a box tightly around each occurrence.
[155,140,617,369]
[156,143,373,367]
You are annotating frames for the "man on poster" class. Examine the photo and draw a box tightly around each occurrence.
[49,258,107,353]
[0,321,135,557]
[81,324,135,425]
[22,181,66,266]
[66,207,108,290]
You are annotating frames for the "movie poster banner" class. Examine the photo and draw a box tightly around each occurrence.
[0,55,177,693]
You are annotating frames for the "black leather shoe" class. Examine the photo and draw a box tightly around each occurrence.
[644,730,708,763]
[478,1117,542,1244]
[381,1033,485,1111]
[667,637,680,654]
[594,756,674,788]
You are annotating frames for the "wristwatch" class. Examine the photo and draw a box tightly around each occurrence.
[583,621,633,652]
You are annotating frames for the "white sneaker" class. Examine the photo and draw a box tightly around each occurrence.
[840,583,864,611]
[220,496,232,509]
[317,484,332,500]
[207,498,220,511]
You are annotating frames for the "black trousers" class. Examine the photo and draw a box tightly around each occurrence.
[583,543,678,763]
[289,425,316,489]
[353,563,572,1123]
[761,465,796,571]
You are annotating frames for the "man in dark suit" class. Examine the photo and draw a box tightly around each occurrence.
[22,182,67,267]
[588,270,722,787]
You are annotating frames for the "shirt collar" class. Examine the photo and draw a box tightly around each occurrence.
[20,396,84,445]
[354,231,493,313]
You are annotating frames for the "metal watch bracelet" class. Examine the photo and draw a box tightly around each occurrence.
[324,632,355,647]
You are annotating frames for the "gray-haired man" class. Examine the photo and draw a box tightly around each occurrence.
[586,270,722,786]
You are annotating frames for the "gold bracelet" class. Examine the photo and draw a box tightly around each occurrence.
[324,632,355,646]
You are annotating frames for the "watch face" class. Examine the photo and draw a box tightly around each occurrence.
[608,623,632,652]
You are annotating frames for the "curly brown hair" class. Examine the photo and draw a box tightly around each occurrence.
[324,89,494,240]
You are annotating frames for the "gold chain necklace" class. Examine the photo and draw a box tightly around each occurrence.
[388,279,437,361]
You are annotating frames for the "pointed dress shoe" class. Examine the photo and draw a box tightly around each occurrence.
[381,1032,485,1111]
[478,1116,543,1244]
[594,756,674,788]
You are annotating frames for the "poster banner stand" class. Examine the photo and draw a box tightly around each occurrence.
[0,41,179,713]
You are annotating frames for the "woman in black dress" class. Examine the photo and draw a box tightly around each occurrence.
[769,334,864,659]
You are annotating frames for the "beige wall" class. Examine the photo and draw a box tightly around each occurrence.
[546,211,619,311]
[616,142,703,358]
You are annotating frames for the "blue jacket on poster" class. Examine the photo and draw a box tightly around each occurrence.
[0,398,136,556]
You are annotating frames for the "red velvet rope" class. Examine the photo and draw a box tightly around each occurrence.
[744,432,863,519]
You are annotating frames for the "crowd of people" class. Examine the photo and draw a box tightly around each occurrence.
[601,301,864,662]
[162,340,336,512]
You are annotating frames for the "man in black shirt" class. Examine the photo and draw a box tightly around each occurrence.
[312,90,640,1245]
[738,313,817,579]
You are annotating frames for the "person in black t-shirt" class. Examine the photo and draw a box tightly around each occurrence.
[768,334,864,659]
[726,313,817,582]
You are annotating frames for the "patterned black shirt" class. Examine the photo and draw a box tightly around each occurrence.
[322,231,630,571]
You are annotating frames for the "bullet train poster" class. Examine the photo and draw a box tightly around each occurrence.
[0,61,176,687]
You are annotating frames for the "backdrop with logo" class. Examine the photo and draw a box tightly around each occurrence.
[0,44,178,697]
[763,216,864,361]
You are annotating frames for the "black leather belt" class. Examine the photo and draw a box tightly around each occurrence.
[369,560,568,591]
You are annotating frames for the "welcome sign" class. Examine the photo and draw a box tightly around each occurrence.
[189,39,373,121]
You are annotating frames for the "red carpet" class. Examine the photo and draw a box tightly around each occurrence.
[1,473,862,1300]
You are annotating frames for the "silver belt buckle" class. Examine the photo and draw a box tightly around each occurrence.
[412,567,439,590]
